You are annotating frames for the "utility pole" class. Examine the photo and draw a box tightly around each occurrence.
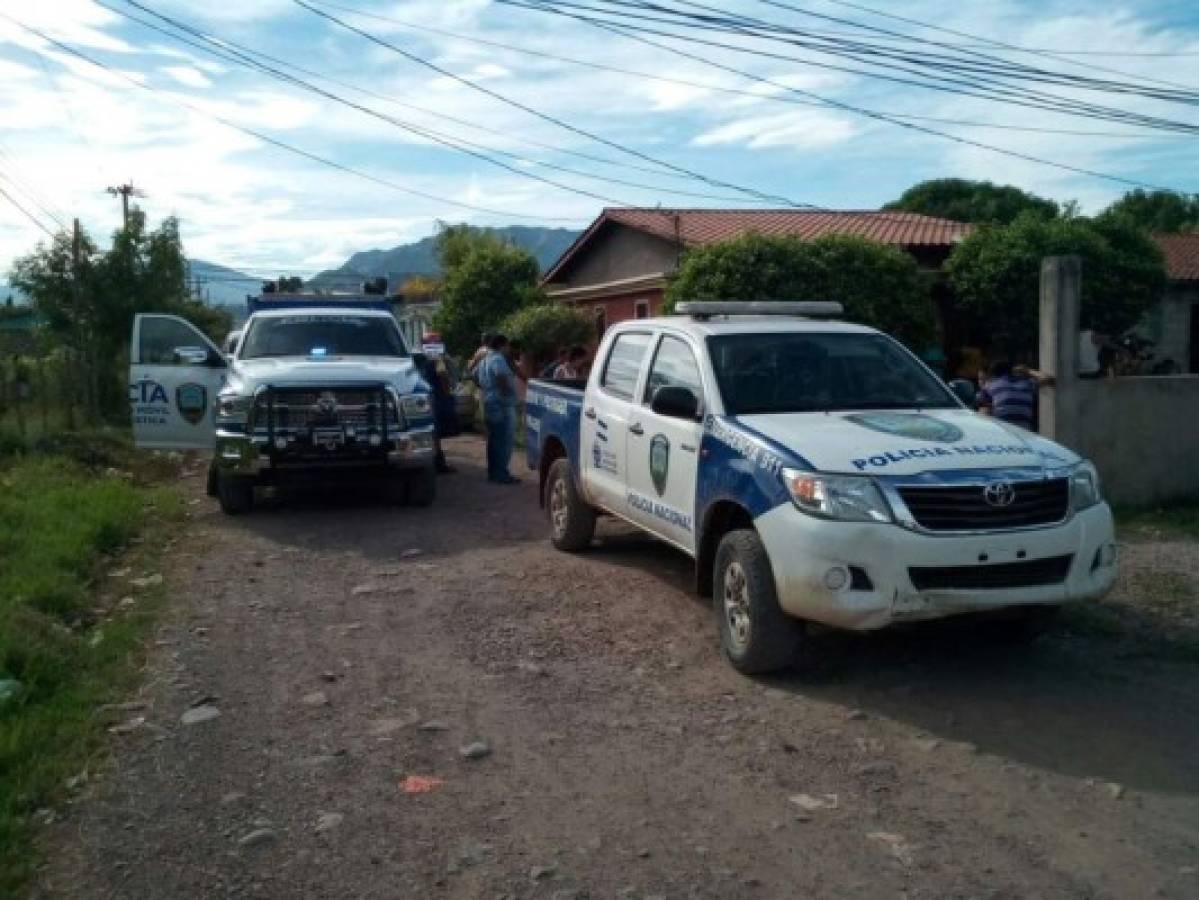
[71,217,85,425]
[106,181,145,231]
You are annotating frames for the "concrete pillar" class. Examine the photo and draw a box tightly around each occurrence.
[1038,256,1081,448]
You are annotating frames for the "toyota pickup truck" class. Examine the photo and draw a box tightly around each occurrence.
[525,302,1117,674]
[129,305,437,514]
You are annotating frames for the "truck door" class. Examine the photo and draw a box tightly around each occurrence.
[129,314,226,450]
[624,334,704,553]
[580,330,653,511]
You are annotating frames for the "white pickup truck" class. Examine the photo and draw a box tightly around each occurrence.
[525,302,1117,674]
[129,305,437,514]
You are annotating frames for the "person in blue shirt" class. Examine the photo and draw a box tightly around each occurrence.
[476,333,520,484]
[977,360,1052,430]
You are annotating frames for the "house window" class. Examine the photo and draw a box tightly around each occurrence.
[634,299,650,319]
[594,306,607,336]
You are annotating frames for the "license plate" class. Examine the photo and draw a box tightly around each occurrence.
[311,428,344,450]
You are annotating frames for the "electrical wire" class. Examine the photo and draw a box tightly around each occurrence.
[109,1,753,204]
[0,183,59,240]
[310,0,1188,140]
[0,13,590,224]
[503,0,1185,191]
[292,0,819,210]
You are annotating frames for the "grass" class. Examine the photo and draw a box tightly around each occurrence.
[0,450,182,895]
[1116,505,1199,542]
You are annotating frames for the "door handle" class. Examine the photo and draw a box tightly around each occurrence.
[680,443,696,453]
[629,422,645,436]
[584,406,597,420]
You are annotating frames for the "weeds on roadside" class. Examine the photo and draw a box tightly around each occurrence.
[0,454,182,894]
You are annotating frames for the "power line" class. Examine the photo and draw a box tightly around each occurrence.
[540,0,1199,132]
[505,1,1186,191]
[0,183,59,240]
[0,13,589,224]
[0,160,69,231]
[310,0,1189,141]
[108,1,752,204]
[292,0,818,210]
[805,0,1199,92]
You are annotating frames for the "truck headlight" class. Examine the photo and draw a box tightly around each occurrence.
[781,468,892,523]
[1070,462,1102,512]
[217,394,252,422]
[400,394,431,418]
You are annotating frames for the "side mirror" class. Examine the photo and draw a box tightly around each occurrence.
[173,346,212,366]
[651,385,700,420]
[412,352,429,372]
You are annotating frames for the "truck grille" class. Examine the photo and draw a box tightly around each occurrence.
[252,387,399,432]
[909,555,1073,591]
[897,478,1069,531]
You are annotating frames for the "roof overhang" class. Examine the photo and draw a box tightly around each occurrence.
[546,272,667,303]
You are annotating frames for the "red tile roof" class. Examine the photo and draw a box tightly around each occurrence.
[1154,233,1199,282]
[544,207,973,284]
[605,207,973,247]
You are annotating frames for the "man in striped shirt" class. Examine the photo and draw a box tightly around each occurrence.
[977,361,1051,430]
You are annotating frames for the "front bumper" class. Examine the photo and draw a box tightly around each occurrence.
[754,501,1117,631]
[215,427,435,478]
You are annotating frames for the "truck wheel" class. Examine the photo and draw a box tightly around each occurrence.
[205,462,218,497]
[546,458,595,551]
[216,473,254,515]
[714,529,803,675]
[405,467,437,507]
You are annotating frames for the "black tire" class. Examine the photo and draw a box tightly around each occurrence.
[546,458,595,551]
[713,529,803,675]
[405,467,437,507]
[205,462,218,497]
[216,473,254,515]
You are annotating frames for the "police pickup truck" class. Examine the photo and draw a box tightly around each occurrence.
[129,304,437,514]
[525,302,1116,674]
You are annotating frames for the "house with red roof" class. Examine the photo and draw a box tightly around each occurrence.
[541,207,972,334]
[542,208,1199,373]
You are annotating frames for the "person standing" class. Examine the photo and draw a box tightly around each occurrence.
[541,347,568,379]
[553,345,588,379]
[476,334,520,484]
[976,360,1052,430]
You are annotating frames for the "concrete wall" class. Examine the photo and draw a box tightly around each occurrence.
[549,223,679,288]
[1071,376,1199,507]
[1135,281,1197,372]
[1039,256,1199,507]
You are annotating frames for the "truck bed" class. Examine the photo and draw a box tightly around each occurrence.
[525,378,586,476]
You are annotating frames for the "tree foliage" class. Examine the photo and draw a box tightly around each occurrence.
[946,212,1167,356]
[884,178,1059,225]
[664,233,936,348]
[499,303,594,370]
[1100,189,1199,233]
[399,274,440,303]
[9,212,230,415]
[431,223,542,355]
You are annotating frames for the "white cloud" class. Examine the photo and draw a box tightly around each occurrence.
[162,65,213,89]
[693,110,856,150]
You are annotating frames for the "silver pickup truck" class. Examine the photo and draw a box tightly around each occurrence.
[129,306,437,514]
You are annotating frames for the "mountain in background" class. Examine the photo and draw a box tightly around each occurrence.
[306,225,580,290]
[188,259,263,313]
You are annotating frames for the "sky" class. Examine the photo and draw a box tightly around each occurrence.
[0,0,1197,279]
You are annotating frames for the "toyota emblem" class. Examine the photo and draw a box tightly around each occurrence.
[983,481,1016,508]
[313,390,338,416]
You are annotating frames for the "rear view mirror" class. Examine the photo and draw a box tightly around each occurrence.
[651,385,700,420]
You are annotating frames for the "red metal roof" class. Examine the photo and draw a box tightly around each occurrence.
[1153,233,1199,282]
[543,207,973,284]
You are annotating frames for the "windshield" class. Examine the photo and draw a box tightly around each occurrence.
[708,332,959,415]
[239,314,408,360]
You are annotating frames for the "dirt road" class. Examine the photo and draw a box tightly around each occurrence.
[38,436,1199,899]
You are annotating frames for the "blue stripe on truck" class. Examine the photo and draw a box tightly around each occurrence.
[696,415,809,523]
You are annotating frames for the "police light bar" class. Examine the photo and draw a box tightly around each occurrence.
[675,301,843,319]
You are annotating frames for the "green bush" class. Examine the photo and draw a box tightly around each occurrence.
[499,303,594,371]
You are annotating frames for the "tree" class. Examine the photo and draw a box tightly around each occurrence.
[884,178,1058,225]
[1100,189,1199,233]
[432,224,542,355]
[398,274,440,303]
[10,212,230,417]
[664,233,935,348]
[276,275,303,292]
[499,303,594,372]
[946,212,1167,357]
